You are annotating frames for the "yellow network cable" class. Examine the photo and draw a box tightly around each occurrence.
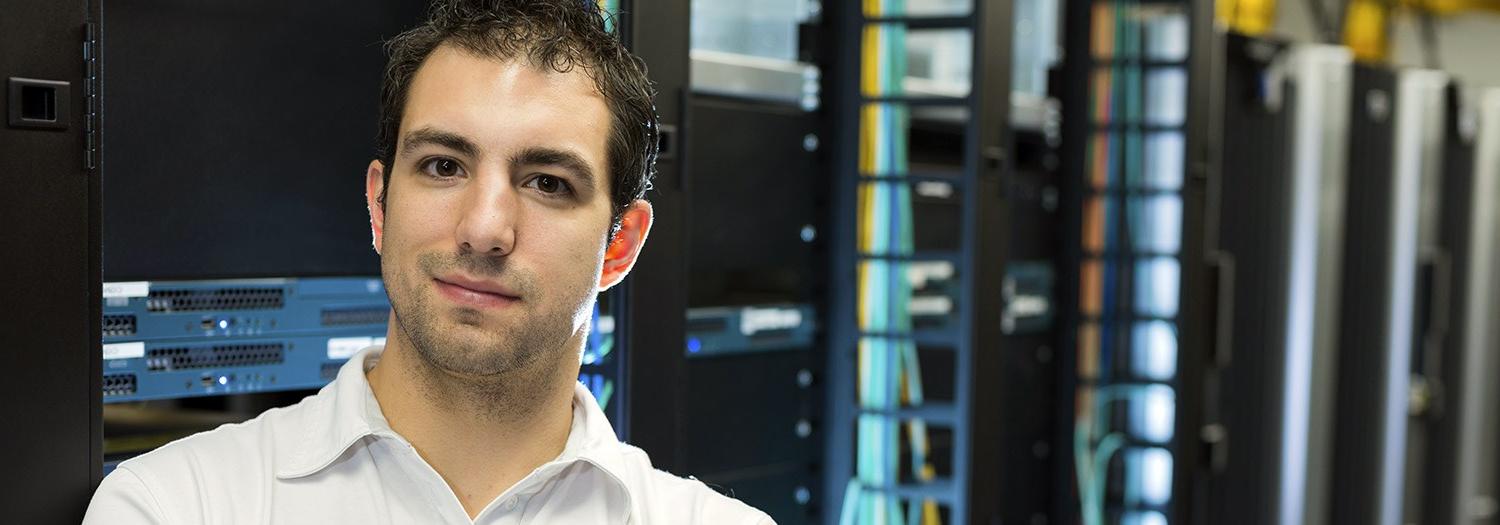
[1217,0,1278,35]
[850,1,941,524]
[1344,0,1391,62]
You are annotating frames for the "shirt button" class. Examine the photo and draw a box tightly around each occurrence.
[503,498,518,511]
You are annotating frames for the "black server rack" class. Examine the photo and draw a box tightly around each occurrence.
[1328,62,1402,525]
[1201,33,1298,525]
[1276,43,1355,525]
[669,2,829,521]
[1460,88,1500,525]
[1173,0,1232,523]
[821,0,1014,523]
[1192,35,1357,525]
[0,0,101,522]
[676,92,826,522]
[997,109,1067,525]
[1404,81,1500,525]
[1058,1,1203,523]
[1406,81,1474,525]
[609,0,693,473]
[1329,66,1452,525]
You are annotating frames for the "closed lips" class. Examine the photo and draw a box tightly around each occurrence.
[435,276,519,299]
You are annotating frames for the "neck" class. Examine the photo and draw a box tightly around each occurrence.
[366,316,581,519]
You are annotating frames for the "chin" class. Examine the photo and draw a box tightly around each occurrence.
[415,336,525,377]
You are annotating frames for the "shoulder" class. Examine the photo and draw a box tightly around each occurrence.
[608,444,776,525]
[124,392,314,478]
[84,392,323,524]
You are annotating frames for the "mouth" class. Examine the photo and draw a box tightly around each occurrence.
[432,276,520,309]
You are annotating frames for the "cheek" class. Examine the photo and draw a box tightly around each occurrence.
[382,195,449,252]
[519,216,608,284]
[534,226,605,274]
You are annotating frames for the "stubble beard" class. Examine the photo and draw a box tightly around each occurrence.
[385,250,593,422]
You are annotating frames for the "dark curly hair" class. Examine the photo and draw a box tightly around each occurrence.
[375,0,658,228]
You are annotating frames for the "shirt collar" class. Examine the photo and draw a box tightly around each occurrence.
[274,346,395,479]
[273,345,633,489]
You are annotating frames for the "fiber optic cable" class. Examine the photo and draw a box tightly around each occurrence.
[843,0,942,522]
[1075,3,1186,522]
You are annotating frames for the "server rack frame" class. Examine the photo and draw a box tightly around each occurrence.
[1177,0,1228,522]
[1198,36,1357,525]
[820,0,1014,522]
[677,89,829,520]
[1057,0,1215,522]
[0,0,103,522]
[607,0,693,473]
[1329,67,1450,525]
[1280,43,1353,525]
[1205,33,1300,525]
[1418,82,1486,525]
[1458,88,1500,525]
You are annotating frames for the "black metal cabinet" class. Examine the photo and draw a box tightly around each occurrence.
[0,0,101,522]
[612,0,692,472]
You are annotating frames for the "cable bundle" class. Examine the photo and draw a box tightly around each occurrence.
[1075,2,1184,524]
[839,0,941,523]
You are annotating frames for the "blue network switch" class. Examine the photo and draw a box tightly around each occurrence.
[683,304,816,358]
[102,277,391,403]
[101,276,816,406]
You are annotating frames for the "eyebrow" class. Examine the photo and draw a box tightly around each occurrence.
[400,127,479,159]
[510,146,600,195]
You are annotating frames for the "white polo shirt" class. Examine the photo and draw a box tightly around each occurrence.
[84,346,773,524]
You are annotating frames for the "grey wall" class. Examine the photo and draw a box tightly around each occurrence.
[1273,5,1500,103]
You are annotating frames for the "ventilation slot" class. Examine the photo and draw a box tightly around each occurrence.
[146,343,285,372]
[146,288,285,313]
[103,373,137,397]
[103,315,137,337]
[321,308,389,326]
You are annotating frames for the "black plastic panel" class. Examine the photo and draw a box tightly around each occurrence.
[1207,33,1296,525]
[1329,64,1400,525]
[687,97,821,307]
[0,1,100,522]
[682,95,824,524]
[1415,82,1476,525]
[102,0,427,280]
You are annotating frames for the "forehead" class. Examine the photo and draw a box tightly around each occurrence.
[400,45,612,175]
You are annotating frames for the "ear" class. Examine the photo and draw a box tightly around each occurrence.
[598,200,654,290]
[365,159,387,255]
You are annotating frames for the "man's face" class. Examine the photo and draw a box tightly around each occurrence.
[367,46,618,377]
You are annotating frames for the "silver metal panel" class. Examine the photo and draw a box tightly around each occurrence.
[1381,68,1451,525]
[908,90,1058,131]
[689,50,820,108]
[1454,88,1500,525]
[1281,43,1353,525]
[688,50,1059,131]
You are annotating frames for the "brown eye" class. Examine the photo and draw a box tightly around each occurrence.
[533,175,566,194]
[421,158,462,178]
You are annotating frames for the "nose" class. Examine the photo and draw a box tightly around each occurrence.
[454,175,518,257]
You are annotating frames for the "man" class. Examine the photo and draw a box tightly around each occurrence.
[84,1,771,523]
